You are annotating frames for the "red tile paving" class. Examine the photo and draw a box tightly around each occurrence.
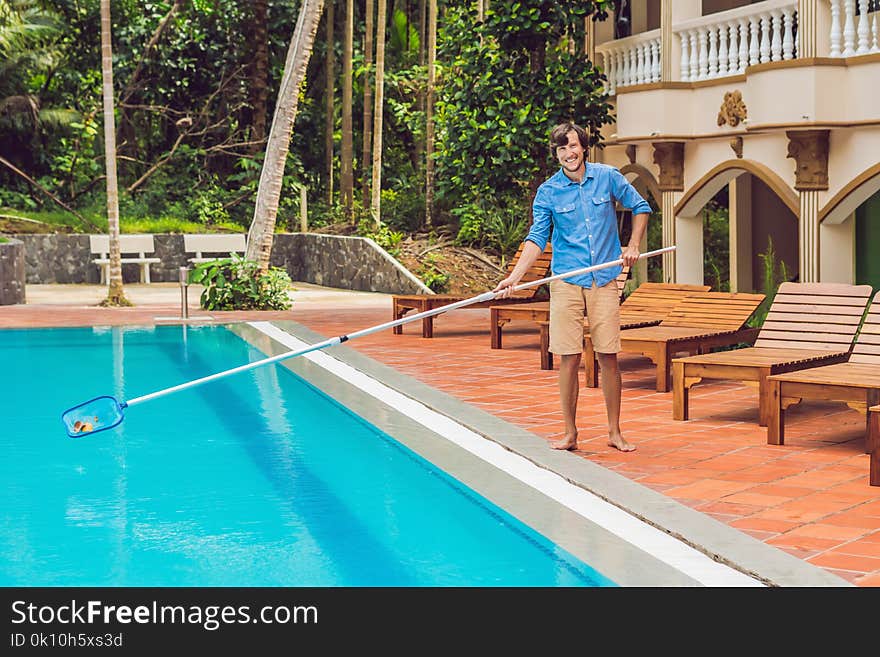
[4,296,880,586]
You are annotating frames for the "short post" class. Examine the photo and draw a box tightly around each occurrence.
[179,266,189,320]
[299,184,308,233]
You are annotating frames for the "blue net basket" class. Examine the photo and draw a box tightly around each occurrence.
[61,396,126,438]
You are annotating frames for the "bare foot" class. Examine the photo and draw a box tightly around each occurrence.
[551,434,578,451]
[607,434,636,452]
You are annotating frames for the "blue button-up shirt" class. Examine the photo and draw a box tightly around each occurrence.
[525,162,652,288]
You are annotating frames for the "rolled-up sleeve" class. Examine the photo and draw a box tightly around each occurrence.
[611,169,652,215]
[525,186,552,251]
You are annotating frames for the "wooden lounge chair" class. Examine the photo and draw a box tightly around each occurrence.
[489,266,635,350]
[671,282,874,426]
[869,405,880,486]
[391,242,551,338]
[526,282,711,370]
[766,290,880,448]
[584,290,766,391]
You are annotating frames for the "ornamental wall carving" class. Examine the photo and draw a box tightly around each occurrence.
[717,90,747,128]
[651,142,684,191]
[786,129,829,190]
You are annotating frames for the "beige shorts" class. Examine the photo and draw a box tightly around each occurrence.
[548,279,621,355]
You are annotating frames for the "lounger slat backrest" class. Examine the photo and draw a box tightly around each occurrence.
[620,282,711,317]
[659,292,765,330]
[89,234,156,256]
[508,242,552,300]
[753,282,874,352]
[850,292,880,364]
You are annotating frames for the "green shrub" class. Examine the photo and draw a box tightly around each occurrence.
[749,236,791,327]
[189,255,293,311]
[358,218,405,257]
[417,253,450,293]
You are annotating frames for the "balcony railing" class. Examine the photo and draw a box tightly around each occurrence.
[829,0,880,56]
[675,0,798,82]
[596,0,880,94]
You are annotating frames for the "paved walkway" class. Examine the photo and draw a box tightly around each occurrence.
[4,283,880,586]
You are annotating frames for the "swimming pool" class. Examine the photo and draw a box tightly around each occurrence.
[1,324,617,586]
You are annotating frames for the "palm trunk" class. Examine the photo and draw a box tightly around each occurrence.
[99,0,128,306]
[324,0,334,204]
[424,0,436,227]
[370,0,387,227]
[249,0,270,150]
[246,0,325,270]
[360,0,374,209]
[340,0,354,221]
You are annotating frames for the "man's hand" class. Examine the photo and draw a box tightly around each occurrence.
[621,243,640,268]
[493,273,522,299]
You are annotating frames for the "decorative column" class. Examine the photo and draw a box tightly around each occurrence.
[661,0,673,80]
[786,130,829,282]
[652,142,685,282]
[798,0,818,57]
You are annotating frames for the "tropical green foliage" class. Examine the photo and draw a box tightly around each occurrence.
[0,0,617,248]
[189,254,293,311]
[434,0,613,227]
[750,235,791,327]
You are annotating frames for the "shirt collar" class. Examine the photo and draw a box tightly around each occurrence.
[556,162,595,185]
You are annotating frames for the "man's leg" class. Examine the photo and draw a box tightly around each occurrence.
[596,352,635,452]
[551,353,581,450]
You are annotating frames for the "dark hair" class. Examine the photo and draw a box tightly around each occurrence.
[550,122,589,153]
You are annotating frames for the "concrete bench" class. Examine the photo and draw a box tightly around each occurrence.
[184,233,246,264]
[89,234,161,284]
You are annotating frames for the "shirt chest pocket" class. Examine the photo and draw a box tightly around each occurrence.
[555,203,577,215]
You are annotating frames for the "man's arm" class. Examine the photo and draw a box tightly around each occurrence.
[622,212,649,267]
[611,169,652,267]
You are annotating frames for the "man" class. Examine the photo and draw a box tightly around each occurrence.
[494,122,651,452]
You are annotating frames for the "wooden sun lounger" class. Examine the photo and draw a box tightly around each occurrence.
[392,242,551,338]
[765,291,880,451]
[869,405,880,486]
[671,282,874,426]
[584,291,766,391]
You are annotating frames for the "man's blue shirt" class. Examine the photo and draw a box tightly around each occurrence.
[525,162,652,288]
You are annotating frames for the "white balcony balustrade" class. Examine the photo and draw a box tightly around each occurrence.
[675,0,798,82]
[829,0,880,57]
[596,30,662,94]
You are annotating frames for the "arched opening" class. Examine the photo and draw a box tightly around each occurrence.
[820,164,880,290]
[619,164,662,284]
[675,160,799,292]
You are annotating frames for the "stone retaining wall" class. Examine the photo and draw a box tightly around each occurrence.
[12,233,432,295]
[0,238,26,305]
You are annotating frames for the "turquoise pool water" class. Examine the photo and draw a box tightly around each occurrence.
[1,325,615,586]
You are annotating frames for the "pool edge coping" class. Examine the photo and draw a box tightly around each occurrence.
[254,320,852,588]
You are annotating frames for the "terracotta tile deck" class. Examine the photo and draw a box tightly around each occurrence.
[4,288,880,586]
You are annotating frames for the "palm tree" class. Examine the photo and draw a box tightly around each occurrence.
[324,0,334,204]
[360,0,374,208]
[99,0,128,306]
[246,0,325,270]
[340,0,353,221]
[424,0,437,227]
[369,0,387,227]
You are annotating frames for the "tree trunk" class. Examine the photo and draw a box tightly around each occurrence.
[246,0,325,270]
[424,0,436,227]
[360,0,374,209]
[249,0,270,151]
[370,0,387,227]
[99,0,128,306]
[340,0,354,221]
[324,0,334,204]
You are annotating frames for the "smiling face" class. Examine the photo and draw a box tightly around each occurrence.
[555,130,586,181]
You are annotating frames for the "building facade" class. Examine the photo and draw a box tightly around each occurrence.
[589,0,880,291]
